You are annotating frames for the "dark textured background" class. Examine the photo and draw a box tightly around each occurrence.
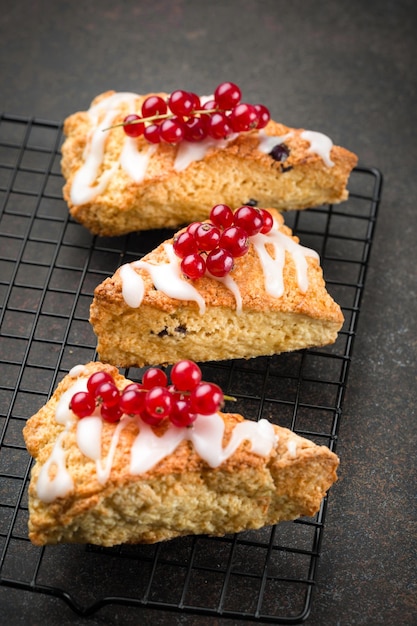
[1,1,416,624]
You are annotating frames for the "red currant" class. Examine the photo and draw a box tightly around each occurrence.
[187,221,202,237]
[141,95,168,118]
[195,223,221,251]
[144,123,161,143]
[123,114,145,137]
[254,104,270,129]
[118,85,270,147]
[171,359,202,391]
[220,226,249,257]
[159,117,185,143]
[123,382,143,393]
[145,386,173,419]
[168,90,194,117]
[214,82,242,110]
[183,117,208,142]
[206,247,234,277]
[140,409,165,426]
[233,205,263,236]
[142,367,168,390]
[119,386,146,415]
[209,204,234,229]
[259,208,274,234]
[189,92,201,110]
[206,112,232,139]
[70,391,95,418]
[94,381,120,407]
[170,399,197,427]
[190,382,224,415]
[229,103,259,132]
[87,371,114,396]
[100,403,123,423]
[173,231,199,258]
[201,99,218,112]
[181,253,206,280]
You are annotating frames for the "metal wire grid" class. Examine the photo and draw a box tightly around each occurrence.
[0,114,382,623]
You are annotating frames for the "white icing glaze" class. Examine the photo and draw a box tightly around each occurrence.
[130,413,277,474]
[35,371,279,503]
[76,413,131,485]
[257,130,293,154]
[37,373,89,501]
[120,137,157,182]
[69,363,87,378]
[119,263,145,308]
[128,243,206,314]
[76,415,103,461]
[301,130,334,167]
[287,439,297,459]
[36,365,91,502]
[36,431,74,503]
[191,413,277,467]
[174,135,235,172]
[251,223,319,297]
[129,421,185,475]
[94,417,130,485]
[211,272,243,315]
[70,92,142,205]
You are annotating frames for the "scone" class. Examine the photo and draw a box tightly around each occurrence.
[61,88,358,236]
[23,361,339,546]
[89,208,344,368]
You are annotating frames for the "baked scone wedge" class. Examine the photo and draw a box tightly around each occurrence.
[89,209,344,368]
[23,361,339,546]
[61,89,357,236]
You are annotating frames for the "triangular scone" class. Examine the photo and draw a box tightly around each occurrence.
[23,362,339,546]
[61,90,357,236]
[89,210,344,368]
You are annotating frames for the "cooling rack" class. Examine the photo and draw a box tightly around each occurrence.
[0,113,382,624]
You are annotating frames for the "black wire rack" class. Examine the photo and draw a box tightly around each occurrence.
[0,113,382,623]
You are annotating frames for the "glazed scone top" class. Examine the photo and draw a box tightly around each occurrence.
[119,213,318,315]
[97,210,342,327]
[63,90,338,207]
[25,363,281,504]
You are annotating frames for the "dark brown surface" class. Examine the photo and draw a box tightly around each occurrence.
[1,1,416,624]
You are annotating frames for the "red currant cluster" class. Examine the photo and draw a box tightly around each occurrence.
[173,204,274,279]
[121,81,270,144]
[69,360,224,427]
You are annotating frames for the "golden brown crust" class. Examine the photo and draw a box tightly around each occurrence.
[61,91,358,236]
[23,362,339,546]
[89,211,344,367]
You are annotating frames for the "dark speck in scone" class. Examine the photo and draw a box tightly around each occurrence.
[269,143,290,162]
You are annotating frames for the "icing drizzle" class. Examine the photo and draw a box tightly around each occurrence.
[119,220,319,313]
[130,244,206,314]
[35,367,278,503]
[257,130,293,154]
[69,91,336,205]
[301,130,334,167]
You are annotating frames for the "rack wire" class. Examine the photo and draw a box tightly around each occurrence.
[0,114,382,623]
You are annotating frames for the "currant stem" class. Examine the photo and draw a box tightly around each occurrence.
[169,388,236,403]
[102,108,222,132]
[102,112,171,131]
